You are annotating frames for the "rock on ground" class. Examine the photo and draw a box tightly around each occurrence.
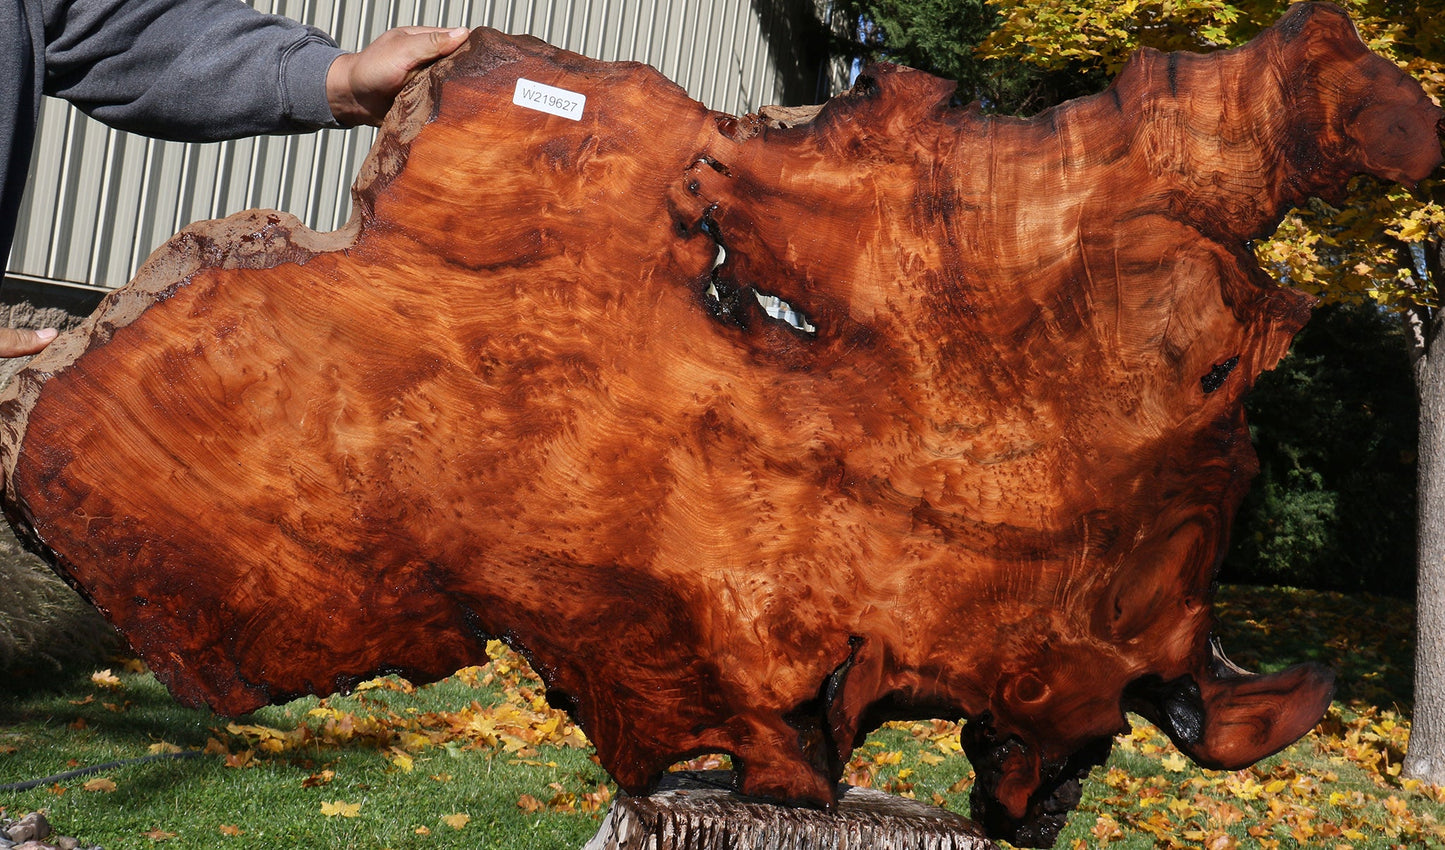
[1,811,100,850]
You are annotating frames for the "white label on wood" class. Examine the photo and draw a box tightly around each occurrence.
[513,78,586,121]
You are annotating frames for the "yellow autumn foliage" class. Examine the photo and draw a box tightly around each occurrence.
[983,0,1445,309]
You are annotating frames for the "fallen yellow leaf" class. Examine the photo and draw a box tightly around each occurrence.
[82,777,117,793]
[400,731,432,751]
[442,813,471,830]
[1092,814,1123,842]
[320,800,361,818]
[219,824,244,836]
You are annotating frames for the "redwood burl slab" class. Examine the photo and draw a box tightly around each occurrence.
[3,3,1440,845]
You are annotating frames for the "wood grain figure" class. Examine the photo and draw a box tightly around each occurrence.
[2,4,1440,845]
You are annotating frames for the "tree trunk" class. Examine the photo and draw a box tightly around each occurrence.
[1405,246,1445,784]
[583,771,995,850]
[0,4,1439,847]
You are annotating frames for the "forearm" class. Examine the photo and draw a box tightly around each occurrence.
[43,0,344,141]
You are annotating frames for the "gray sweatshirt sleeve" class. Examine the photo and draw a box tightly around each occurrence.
[42,0,346,142]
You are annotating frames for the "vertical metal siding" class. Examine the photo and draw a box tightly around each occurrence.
[7,0,829,291]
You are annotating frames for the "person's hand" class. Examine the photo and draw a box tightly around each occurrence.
[327,26,471,126]
[0,327,57,358]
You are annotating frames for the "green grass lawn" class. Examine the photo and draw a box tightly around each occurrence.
[1,585,1439,849]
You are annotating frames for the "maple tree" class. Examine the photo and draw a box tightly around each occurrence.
[847,0,1445,786]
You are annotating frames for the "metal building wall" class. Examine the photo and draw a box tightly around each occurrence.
[6,0,834,292]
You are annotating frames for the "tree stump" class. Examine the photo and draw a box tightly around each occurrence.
[583,772,995,850]
[0,3,1439,846]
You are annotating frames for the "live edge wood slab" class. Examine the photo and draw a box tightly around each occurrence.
[1,3,1439,846]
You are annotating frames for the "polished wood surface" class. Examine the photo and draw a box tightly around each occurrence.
[2,4,1439,845]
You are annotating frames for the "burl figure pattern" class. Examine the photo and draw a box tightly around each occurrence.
[2,3,1440,845]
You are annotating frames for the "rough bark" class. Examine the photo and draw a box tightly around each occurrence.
[1405,248,1445,784]
[0,3,1439,846]
[582,771,995,850]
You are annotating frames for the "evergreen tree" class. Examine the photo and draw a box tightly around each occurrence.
[1227,303,1417,596]
[834,0,1106,114]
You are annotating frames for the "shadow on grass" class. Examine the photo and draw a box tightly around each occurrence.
[1212,584,1414,713]
[0,670,221,748]
[2,583,1417,790]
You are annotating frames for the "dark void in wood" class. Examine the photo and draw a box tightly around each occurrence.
[582,772,995,850]
[1,3,1440,846]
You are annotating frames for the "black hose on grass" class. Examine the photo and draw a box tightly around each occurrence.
[0,750,206,792]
